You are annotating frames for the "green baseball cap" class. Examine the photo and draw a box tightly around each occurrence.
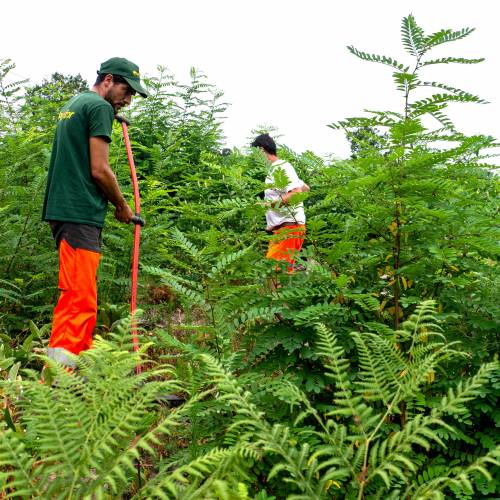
[98,57,148,98]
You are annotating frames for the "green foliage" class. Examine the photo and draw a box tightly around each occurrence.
[157,303,499,498]
[0,13,498,500]
[0,59,27,130]
[23,72,88,130]
[0,321,193,499]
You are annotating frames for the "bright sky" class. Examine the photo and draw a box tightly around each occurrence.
[2,0,500,159]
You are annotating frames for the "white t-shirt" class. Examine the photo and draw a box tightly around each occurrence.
[264,160,306,231]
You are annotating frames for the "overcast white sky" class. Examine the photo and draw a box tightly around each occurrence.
[2,0,500,159]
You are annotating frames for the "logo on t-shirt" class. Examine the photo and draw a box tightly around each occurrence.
[58,111,75,121]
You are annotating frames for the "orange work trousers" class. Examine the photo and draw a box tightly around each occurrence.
[48,239,101,363]
[266,224,306,273]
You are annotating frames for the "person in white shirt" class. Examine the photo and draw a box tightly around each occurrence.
[251,134,310,273]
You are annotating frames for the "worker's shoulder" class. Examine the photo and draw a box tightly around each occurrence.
[272,159,294,167]
[66,91,113,113]
[272,159,296,173]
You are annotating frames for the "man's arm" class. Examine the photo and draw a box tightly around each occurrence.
[263,186,302,208]
[281,186,303,205]
[89,136,133,223]
[280,163,309,203]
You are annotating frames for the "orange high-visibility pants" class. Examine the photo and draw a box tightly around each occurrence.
[47,223,101,367]
[266,224,305,273]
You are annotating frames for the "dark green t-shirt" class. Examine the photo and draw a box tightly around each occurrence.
[42,91,114,228]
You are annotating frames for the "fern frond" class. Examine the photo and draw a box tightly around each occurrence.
[142,264,203,290]
[233,305,283,329]
[347,46,409,72]
[170,226,205,264]
[347,293,381,313]
[428,110,456,130]
[421,56,485,66]
[392,71,419,93]
[291,302,342,325]
[424,27,476,49]
[276,283,336,301]
[368,414,451,487]
[0,425,45,498]
[419,81,488,103]
[207,246,253,279]
[406,446,500,499]
[131,433,242,499]
[410,94,486,119]
[351,332,406,405]
[433,361,499,417]
[0,278,22,304]
[401,14,425,56]
[142,265,206,305]
[198,354,324,498]
[329,115,396,131]
[19,369,84,490]
[1,325,188,499]
[315,324,376,433]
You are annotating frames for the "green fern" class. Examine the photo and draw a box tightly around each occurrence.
[401,14,426,56]
[0,320,192,499]
[346,46,409,71]
[185,303,499,498]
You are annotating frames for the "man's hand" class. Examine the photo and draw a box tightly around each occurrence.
[281,187,303,205]
[114,202,134,223]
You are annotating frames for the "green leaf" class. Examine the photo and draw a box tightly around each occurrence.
[424,27,476,49]
[421,56,485,66]
[347,46,409,71]
[401,14,425,56]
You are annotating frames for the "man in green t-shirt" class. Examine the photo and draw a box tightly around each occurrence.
[42,57,148,369]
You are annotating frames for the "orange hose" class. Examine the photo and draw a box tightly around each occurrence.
[121,121,142,374]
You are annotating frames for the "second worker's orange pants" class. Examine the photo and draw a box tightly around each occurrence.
[266,224,306,273]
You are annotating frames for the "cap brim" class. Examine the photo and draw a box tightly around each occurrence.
[124,77,149,98]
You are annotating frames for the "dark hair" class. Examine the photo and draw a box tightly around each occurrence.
[94,73,129,86]
[251,133,277,155]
